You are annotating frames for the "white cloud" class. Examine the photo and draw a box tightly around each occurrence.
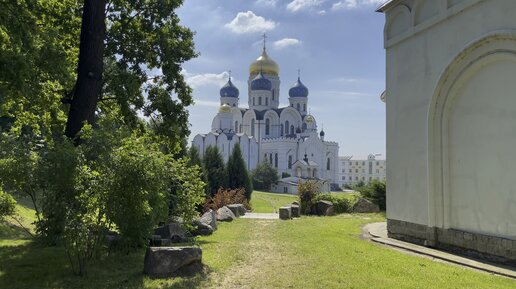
[286,0,324,12]
[273,38,302,49]
[184,71,229,89]
[331,0,384,11]
[318,10,327,15]
[255,0,278,7]
[225,11,277,34]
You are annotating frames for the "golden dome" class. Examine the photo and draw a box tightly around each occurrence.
[249,49,279,76]
[218,104,232,113]
[305,115,315,123]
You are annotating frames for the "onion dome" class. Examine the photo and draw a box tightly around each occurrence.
[320,130,325,137]
[289,77,309,98]
[305,115,315,123]
[249,49,279,76]
[218,103,232,113]
[251,72,272,91]
[220,79,239,98]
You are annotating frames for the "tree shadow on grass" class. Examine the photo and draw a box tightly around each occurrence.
[0,242,209,289]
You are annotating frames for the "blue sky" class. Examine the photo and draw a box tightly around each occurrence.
[177,0,387,159]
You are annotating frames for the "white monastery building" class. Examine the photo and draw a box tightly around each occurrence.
[337,155,386,187]
[379,0,516,263]
[192,41,339,194]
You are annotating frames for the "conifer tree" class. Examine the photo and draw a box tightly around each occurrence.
[226,145,253,200]
[203,146,226,197]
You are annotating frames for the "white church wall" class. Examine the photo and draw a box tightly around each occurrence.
[383,0,516,232]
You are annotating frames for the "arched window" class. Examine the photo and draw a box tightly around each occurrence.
[259,97,262,105]
[302,123,307,131]
[280,124,284,136]
[327,158,331,170]
[285,121,290,134]
[272,89,275,100]
[274,153,278,168]
[265,119,270,135]
[265,97,269,106]
[303,103,306,112]
[235,121,238,133]
[290,125,295,135]
[288,155,293,169]
[251,118,255,136]
[313,169,316,177]
[253,98,255,105]
[297,103,300,111]
[269,153,273,164]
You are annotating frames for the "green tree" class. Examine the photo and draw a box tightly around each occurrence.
[226,145,253,200]
[251,160,279,192]
[0,186,16,221]
[188,146,202,167]
[359,180,386,210]
[203,146,226,197]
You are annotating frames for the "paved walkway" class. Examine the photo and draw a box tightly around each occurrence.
[364,222,516,279]
[241,213,278,220]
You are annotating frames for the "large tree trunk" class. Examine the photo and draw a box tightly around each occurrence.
[65,0,107,140]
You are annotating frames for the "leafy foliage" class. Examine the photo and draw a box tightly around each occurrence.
[251,161,279,192]
[297,181,320,215]
[203,146,226,197]
[226,145,253,200]
[313,194,354,214]
[204,188,251,212]
[0,187,16,220]
[358,180,386,210]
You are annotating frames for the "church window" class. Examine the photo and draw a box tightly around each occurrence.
[297,103,300,111]
[259,97,262,105]
[302,123,307,131]
[253,98,255,105]
[272,90,275,100]
[235,121,238,133]
[280,124,284,136]
[303,103,306,112]
[251,119,255,136]
[290,125,294,135]
[288,155,292,169]
[269,154,273,164]
[265,119,270,135]
[265,98,269,106]
[327,158,331,170]
[274,153,278,168]
[291,104,293,107]
[285,121,290,134]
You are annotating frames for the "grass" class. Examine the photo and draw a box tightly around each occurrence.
[1,194,515,288]
[250,190,297,213]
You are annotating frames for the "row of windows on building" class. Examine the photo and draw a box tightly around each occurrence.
[262,153,333,171]
[343,168,382,174]
[238,119,305,137]
[342,161,382,166]
[342,176,385,181]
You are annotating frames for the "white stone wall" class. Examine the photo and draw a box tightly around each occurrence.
[381,0,516,238]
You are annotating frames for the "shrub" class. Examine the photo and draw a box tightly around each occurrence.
[313,194,353,214]
[203,146,226,197]
[298,181,319,215]
[226,145,253,200]
[204,188,251,212]
[358,180,386,210]
[252,161,279,191]
[0,186,16,220]
[281,172,291,178]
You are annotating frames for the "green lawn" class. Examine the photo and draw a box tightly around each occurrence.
[250,190,297,213]
[1,195,515,288]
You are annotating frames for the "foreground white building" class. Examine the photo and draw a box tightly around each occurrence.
[379,0,516,263]
[193,42,339,194]
[337,155,386,187]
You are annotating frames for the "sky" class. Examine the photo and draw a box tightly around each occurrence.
[177,0,387,159]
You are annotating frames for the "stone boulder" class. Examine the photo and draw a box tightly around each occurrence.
[154,223,187,243]
[191,220,214,236]
[292,201,300,206]
[353,198,380,213]
[312,200,335,216]
[199,209,217,231]
[216,206,236,222]
[227,204,246,217]
[143,247,203,278]
[279,206,292,220]
[290,204,300,218]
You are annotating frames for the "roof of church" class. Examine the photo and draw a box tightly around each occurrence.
[375,0,398,12]
[220,78,239,98]
[289,77,309,98]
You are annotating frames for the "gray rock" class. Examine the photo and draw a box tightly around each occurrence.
[227,204,246,217]
[353,198,380,213]
[192,220,214,236]
[200,209,217,231]
[292,201,300,206]
[279,206,292,220]
[216,206,236,222]
[312,200,335,216]
[291,204,300,218]
[143,247,203,278]
[154,223,187,243]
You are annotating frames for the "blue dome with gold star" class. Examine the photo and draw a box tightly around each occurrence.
[220,79,239,98]
[289,77,309,98]
[251,72,272,91]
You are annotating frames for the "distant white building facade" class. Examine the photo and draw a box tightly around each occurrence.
[192,41,339,194]
[379,0,516,263]
[337,155,386,187]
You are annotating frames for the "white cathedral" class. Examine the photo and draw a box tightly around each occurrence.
[192,43,339,194]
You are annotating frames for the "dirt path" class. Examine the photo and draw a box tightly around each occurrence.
[207,219,284,289]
